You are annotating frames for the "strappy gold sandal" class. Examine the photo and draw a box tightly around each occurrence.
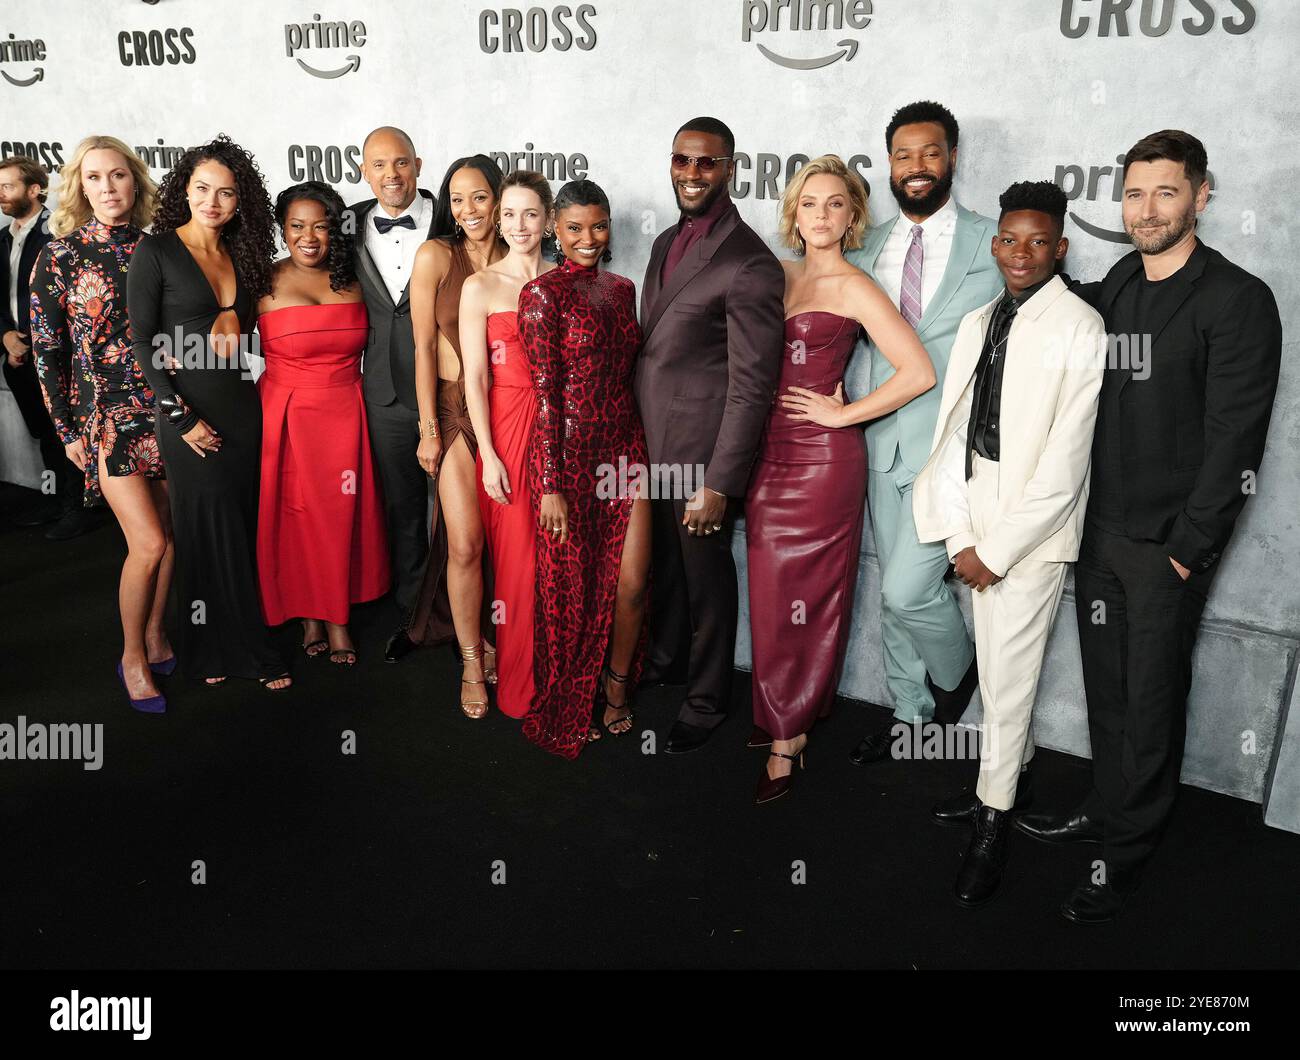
[459,643,489,719]
[481,640,498,686]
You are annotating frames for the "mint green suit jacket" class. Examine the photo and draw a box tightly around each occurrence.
[844,204,1004,474]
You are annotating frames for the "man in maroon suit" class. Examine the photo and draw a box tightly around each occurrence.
[634,116,785,754]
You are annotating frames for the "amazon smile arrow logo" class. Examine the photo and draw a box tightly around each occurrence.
[1,66,44,87]
[284,15,368,78]
[295,53,360,78]
[1068,212,1128,244]
[742,0,872,69]
[757,37,857,69]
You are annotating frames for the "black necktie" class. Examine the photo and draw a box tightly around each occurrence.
[373,214,416,234]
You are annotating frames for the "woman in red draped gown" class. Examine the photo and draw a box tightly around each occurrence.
[519,179,651,759]
[256,183,390,664]
[462,171,556,719]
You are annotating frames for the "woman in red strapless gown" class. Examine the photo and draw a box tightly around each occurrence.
[474,309,537,718]
[461,170,557,719]
[255,183,390,664]
[750,156,935,803]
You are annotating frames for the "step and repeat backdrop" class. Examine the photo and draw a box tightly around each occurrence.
[3,0,1298,824]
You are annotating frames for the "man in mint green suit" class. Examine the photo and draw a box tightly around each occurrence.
[844,102,1004,763]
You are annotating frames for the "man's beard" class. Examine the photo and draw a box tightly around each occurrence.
[889,167,954,219]
[673,175,727,217]
[1127,204,1196,254]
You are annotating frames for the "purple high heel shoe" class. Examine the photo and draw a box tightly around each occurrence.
[117,661,167,714]
[148,655,178,677]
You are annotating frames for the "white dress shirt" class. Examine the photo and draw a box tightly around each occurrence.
[363,191,432,304]
[874,195,959,321]
[7,208,45,330]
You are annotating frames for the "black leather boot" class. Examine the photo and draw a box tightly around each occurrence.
[954,805,1010,907]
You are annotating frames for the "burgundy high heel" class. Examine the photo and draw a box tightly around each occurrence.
[117,661,167,714]
[755,739,807,804]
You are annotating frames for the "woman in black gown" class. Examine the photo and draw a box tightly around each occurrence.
[128,134,290,688]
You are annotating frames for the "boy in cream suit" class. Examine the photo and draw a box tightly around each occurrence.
[911,182,1106,907]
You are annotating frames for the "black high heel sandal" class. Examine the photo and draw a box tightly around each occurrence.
[591,665,635,740]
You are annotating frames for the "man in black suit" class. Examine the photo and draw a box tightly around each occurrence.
[0,155,85,538]
[1016,131,1283,923]
[343,127,438,652]
[635,117,785,753]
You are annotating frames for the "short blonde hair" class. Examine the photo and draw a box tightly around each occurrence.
[780,154,870,254]
[51,136,157,238]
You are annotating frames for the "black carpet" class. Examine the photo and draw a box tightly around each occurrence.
[3,481,1298,970]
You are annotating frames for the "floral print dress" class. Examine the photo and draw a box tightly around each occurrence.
[29,218,163,505]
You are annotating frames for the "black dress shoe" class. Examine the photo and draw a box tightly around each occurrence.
[747,724,773,749]
[1014,809,1103,845]
[931,767,1035,826]
[664,720,712,754]
[928,658,979,725]
[384,629,419,663]
[44,509,94,541]
[1060,867,1139,924]
[848,722,905,766]
[955,805,1010,907]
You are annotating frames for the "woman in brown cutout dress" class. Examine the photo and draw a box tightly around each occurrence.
[395,156,508,712]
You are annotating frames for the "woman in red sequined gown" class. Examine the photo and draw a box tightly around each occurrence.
[462,171,556,719]
[519,180,651,758]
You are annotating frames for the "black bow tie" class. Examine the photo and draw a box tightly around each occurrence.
[373,213,416,234]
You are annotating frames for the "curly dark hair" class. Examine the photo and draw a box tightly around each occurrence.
[432,154,506,240]
[152,133,276,300]
[553,178,613,264]
[999,179,1068,233]
[273,181,356,292]
[886,100,959,153]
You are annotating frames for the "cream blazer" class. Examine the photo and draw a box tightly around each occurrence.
[911,275,1106,576]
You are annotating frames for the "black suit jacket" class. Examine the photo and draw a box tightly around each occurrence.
[343,189,437,410]
[1,208,55,435]
[0,208,52,339]
[634,202,784,498]
[1080,240,1282,573]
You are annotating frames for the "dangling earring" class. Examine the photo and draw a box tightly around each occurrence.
[553,246,566,264]
[454,221,463,238]
[601,247,612,264]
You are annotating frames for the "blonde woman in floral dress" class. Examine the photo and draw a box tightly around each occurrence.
[30,135,173,712]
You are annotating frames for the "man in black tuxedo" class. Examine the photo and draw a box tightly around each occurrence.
[0,156,84,538]
[343,127,438,651]
[1016,131,1283,923]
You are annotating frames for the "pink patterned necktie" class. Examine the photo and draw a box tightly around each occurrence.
[899,223,924,328]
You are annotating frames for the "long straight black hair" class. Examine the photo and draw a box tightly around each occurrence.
[430,154,506,240]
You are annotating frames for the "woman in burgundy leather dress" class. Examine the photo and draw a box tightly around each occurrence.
[749,155,935,803]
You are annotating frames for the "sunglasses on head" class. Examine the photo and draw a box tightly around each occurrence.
[671,153,733,173]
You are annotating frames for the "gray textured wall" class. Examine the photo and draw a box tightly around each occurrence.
[1,0,1295,825]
